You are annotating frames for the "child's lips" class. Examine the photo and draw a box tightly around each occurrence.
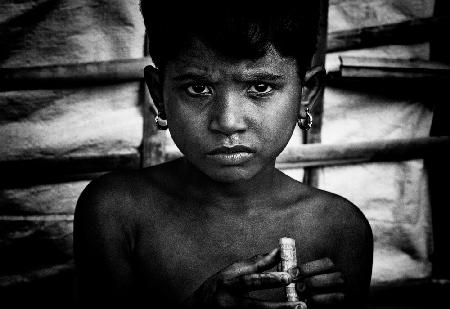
[207,145,255,155]
[206,145,256,165]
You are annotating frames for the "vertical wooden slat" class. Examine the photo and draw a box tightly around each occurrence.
[428,0,450,279]
[302,0,329,187]
[430,1,450,63]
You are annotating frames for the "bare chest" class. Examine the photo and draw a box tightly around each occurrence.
[132,202,327,302]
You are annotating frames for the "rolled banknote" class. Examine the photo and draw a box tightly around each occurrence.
[279,237,299,302]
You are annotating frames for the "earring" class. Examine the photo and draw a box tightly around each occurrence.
[298,107,313,131]
[155,113,168,130]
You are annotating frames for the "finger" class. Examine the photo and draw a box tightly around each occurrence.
[237,297,307,309]
[296,280,307,296]
[223,272,291,291]
[298,258,335,278]
[309,293,345,306]
[304,272,344,290]
[223,248,280,277]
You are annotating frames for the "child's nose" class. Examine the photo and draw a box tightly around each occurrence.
[209,92,247,135]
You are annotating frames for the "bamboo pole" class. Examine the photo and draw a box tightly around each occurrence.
[327,16,449,53]
[276,136,450,169]
[0,58,152,90]
[0,261,74,288]
[327,56,450,80]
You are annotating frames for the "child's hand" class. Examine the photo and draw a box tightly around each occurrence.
[292,258,345,308]
[183,248,306,309]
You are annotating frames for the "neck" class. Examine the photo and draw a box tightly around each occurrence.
[180,158,282,213]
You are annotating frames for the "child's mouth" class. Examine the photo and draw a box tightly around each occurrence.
[206,145,256,165]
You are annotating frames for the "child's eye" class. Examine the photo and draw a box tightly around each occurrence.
[186,84,212,96]
[248,83,273,96]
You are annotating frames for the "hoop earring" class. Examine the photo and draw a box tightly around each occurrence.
[298,107,313,131]
[155,114,168,130]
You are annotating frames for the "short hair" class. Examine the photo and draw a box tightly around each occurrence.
[140,2,320,77]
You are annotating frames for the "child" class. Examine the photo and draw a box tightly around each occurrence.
[74,2,373,308]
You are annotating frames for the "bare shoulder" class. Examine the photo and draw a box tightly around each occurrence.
[298,183,372,240]
[74,160,179,239]
[73,164,178,305]
[76,158,178,210]
[73,161,181,304]
[287,181,373,306]
[76,170,140,218]
[73,170,142,251]
[283,175,373,265]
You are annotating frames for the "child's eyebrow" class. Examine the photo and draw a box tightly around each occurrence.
[237,71,285,82]
[170,70,285,82]
[172,72,211,81]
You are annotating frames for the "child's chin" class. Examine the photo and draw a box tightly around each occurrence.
[205,167,256,183]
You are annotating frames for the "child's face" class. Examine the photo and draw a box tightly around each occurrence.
[162,39,301,183]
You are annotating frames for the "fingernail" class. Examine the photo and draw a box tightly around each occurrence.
[295,302,307,309]
[297,281,307,293]
[288,267,300,279]
[280,272,291,283]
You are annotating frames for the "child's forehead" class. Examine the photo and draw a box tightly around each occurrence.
[165,38,298,78]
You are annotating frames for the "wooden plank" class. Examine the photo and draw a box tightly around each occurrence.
[0,58,152,90]
[327,16,449,52]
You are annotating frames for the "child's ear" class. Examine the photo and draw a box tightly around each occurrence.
[299,66,326,116]
[144,65,165,116]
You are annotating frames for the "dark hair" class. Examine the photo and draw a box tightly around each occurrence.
[140,2,320,77]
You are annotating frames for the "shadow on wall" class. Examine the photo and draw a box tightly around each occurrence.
[0,264,75,309]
